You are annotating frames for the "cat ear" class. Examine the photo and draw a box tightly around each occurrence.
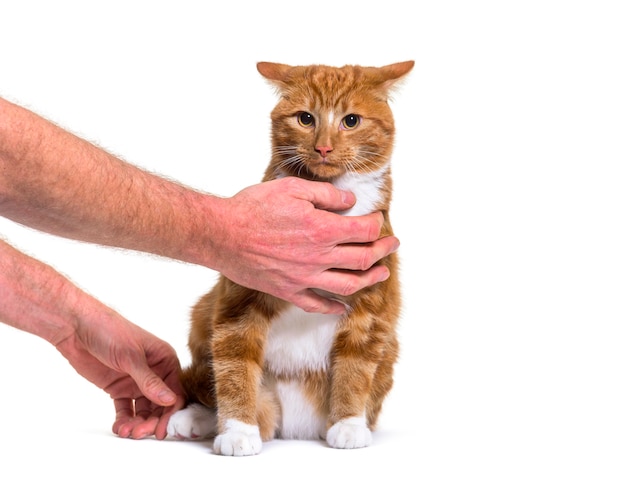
[257,62,294,94]
[257,62,293,83]
[376,60,415,91]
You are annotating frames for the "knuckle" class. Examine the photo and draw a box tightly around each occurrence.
[283,175,311,197]
[282,175,301,188]
[365,214,383,241]
[356,249,374,271]
[338,276,360,296]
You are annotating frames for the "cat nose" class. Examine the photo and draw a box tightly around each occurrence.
[315,146,333,157]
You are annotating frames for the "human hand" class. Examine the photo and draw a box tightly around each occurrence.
[210,177,400,314]
[0,240,184,439]
[54,305,184,439]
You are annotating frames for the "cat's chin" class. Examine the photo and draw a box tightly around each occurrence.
[301,163,347,181]
[278,167,344,182]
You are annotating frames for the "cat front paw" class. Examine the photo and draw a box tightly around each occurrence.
[167,403,217,439]
[326,416,372,449]
[213,419,262,456]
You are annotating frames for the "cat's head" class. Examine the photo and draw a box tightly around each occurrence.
[258,61,414,181]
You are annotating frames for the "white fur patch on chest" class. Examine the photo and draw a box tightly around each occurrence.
[332,163,390,216]
[264,305,341,375]
[264,305,340,440]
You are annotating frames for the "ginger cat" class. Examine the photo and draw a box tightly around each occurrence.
[167,60,414,455]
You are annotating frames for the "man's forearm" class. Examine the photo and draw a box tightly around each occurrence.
[0,97,217,267]
[0,239,78,344]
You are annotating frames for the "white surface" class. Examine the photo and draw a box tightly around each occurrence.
[1,1,625,491]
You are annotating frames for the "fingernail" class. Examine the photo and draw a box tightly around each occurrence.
[158,390,176,404]
[341,190,356,206]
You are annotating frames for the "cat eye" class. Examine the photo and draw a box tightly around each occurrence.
[297,112,315,127]
[341,114,361,129]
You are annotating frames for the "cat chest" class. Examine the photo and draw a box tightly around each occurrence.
[332,164,389,217]
[264,305,342,375]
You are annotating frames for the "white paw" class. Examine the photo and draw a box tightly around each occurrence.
[326,416,372,449]
[167,403,217,439]
[213,419,262,456]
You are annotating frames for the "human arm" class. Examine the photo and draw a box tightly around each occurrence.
[0,238,184,439]
[0,97,398,314]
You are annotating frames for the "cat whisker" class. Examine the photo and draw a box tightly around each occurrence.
[345,156,375,174]
[358,150,387,163]
[273,147,304,171]
[346,149,389,174]
[272,146,299,159]
[275,153,308,177]
[359,149,385,157]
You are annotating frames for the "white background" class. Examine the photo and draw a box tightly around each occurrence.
[1,1,624,491]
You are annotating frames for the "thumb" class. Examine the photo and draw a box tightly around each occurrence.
[131,365,177,407]
[295,179,356,212]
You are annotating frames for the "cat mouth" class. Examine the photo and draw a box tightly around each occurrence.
[306,159,345,179]
[317,157,336,167]
[284,161,343,181]
[278,156,345,181]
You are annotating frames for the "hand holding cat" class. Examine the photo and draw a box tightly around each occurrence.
[210,177,399,314]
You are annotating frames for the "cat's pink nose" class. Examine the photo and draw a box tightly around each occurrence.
[315,146,333,157]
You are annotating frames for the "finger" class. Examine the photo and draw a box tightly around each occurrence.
[128,364,178,408]
[327,235,400,271]
[314,265,392,298]
[321,212,387,245]
[286,177,356,212]
[114,397,135,421]
[133,396,156,419]
[112,398,135,437]
[129,394,185,440]
[155,394,185,440]
[131,415,161,439]
[112,397,160,439]
[289,290,350,315]
[130,397,160,439]
[114,420,135,438]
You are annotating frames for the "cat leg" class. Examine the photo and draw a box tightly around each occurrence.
[208,288,282,455]
[211,338,267,456]
[325,311,399,449]
[167,403,217,439]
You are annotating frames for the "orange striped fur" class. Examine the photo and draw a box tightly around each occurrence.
[168,61,413,455]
